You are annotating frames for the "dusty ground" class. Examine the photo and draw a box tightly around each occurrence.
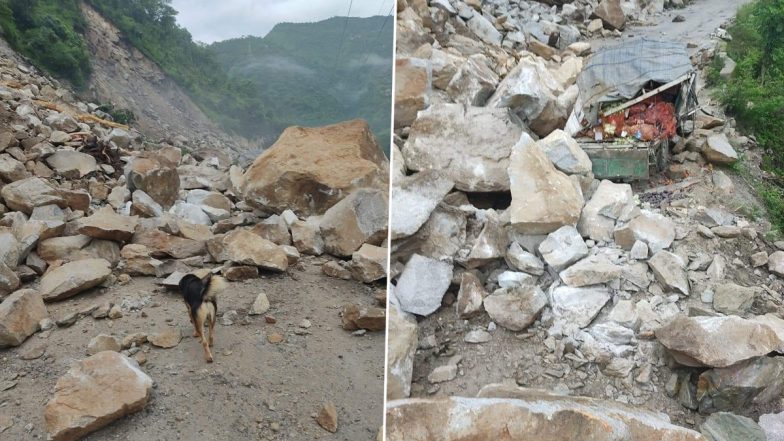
[0,256,384,440]
[408,0,783,431]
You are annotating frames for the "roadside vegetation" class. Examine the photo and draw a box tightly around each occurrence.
[0,0,92,87]
[711,0,784,233]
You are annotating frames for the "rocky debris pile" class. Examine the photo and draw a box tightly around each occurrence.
[388,0,783,434]
[0,54,389,438]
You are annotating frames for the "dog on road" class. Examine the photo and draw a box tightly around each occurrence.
[178,272,226,362]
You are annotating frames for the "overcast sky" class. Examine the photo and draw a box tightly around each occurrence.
[170,0,392,44]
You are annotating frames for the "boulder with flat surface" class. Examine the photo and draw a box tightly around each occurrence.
[242,120,388,217]
[402,103,523,192]
[39,258,112,302]
[394,254,452,316]
[484,285,547,331]
[44,351,153,441]
[126,153,179,209]
[76,207,138,242]
[655,315,780,367]
[508,134,584,234]
[386,386,705,441]
[320,188,388,257]
[0,289,48,347]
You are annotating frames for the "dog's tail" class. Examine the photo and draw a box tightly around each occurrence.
[202,273,227,303]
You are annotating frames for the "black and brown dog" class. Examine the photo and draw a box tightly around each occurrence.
[178,272,227,362]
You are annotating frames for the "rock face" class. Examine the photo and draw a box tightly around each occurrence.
[655,315,780,367]
[483,285,547,331]
[44,351,153,441]
[0,289,48,347]
[386,387,705,441]
[402,103,523,192]
[446,55,499,106]
[39,258,112,302]
[508,134,584,234]
[126,154,180,209]
[390,170,453,240]
[76,207,138,242]
[387,306,418,400]
[394,254,452,316]
[242,120,388,216]
[550,286,610,328]
[320,188,388,257]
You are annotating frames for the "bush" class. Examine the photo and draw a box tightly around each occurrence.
[0,0,92,88]
[719,1,784,166]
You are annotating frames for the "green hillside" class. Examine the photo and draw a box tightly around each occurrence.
[209,16,393,153]
[0,0,392,154]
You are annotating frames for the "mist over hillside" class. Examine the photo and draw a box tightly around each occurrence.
[209,15,394,154]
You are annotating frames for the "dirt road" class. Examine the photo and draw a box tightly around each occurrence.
[0,257,384,440]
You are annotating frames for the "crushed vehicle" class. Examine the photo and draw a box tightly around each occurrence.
[566,38,698,181]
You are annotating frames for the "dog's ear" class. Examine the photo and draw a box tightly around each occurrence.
[200,273,212,285]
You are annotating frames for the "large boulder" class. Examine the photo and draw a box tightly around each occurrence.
[207,229,288,272]
[550,286,611,328]
[578,180,635,242]
[386,305,418,400]
[484,285,547,331]
[1,177,66,214]
[486,55,568,137]
[386,387,705,441]
[614,210,675,253]
[446,54,499,106]
[395,58,431,128]
[0,289,48,347]
[648,250,689,295]
[655,315,780,367]
[76,206,138,242]
[402,103,523,192]
[703,134,739,165]
[560,255,622,287]
[390,170,453,240]
[593,0,626,30]
[44,351,152,441]
[320,188,388,257]
[394,254,453,316]
[538,130,592,175]
[539,226,589,271]
[126,153,180,209]
[508,134,584,234]
[697,356,784,413]
[39,258,112,302]
[45,151,97,178]
[242,120,388,217]
[131,230,205,259]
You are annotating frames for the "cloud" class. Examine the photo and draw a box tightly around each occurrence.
[170,0,391,43]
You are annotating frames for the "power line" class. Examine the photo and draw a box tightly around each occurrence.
[333,0,355,71]
[361,3,394,67]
